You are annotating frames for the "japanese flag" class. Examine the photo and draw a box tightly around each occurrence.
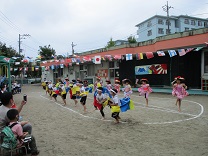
[94,56,101,64]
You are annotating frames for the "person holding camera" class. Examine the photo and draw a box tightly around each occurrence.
[0,92,32,134]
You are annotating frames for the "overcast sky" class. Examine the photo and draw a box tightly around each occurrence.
[0,0,207,58]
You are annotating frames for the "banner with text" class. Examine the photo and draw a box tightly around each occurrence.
[135,64,167,75]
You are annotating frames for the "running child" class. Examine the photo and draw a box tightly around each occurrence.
[108,89,120,123]
[96,87,108,120]
[70,80,78,106]
[138,78,152,107]
[106,80,112,91]
[172,76,188,112]
[79,81,87,113]
[60,83,67,106]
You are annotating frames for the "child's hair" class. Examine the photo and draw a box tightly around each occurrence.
[7,109,19,120]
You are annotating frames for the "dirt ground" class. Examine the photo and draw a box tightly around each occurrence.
[13,85,208,156]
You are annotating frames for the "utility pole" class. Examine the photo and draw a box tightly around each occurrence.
[162,1,173,35]
[18,34,30,55]
[18,34,30,85]
[71,42,76,55]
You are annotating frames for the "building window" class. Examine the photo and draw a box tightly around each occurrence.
[158,28,164,34]
[109,62,114,68]
[147,30,152,36]
[87,64,95,76]
[166,20,171,26]
[185,27,189,31]
[158,19,163,24]
[204,22,208,27]
[204,52,208,73]
[147,21,152,27]
[166,29,171,34]
[184,19,189,24]
[191,20,195,25]
[198,21,202,26]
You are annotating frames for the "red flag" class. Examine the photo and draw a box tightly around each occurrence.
[114,55,121,60]
[19,67,23,71]
[185,48,194,53]
[146,52,154,59]
[83,56,91,62]
[24,67,28,71]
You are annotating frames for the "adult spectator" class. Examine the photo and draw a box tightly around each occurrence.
[0,85,6,105]
[0,92,32,134]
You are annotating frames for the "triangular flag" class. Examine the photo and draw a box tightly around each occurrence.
[104,55,112,61]
[194,47,203,51]
[72,58,77,63]
[25,67,28,71]
[168,50,177,57]
[15,62,20,65]
[19,67,23,71]
[83,56,91,62]
[178,49,186,56]
[4,58,10,62]
[185,48,194,53]
[126,54,133,61]
[45,66,49,71]
[35,66,39,71]
[114,55,121,60]
[157,51,165,56]
[146,52,154,59]
[14,68,18,71]
[94,56,101,64]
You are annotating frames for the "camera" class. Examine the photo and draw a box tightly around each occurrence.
[23,94,27,101]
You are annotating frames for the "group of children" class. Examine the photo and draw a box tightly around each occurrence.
[42,75,189,123]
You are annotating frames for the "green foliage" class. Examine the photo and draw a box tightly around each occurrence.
[38,45,56,61]
[0,42,20,58]
[127,36,137,44]
[106,38,115,48]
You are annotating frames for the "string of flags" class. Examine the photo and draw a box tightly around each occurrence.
[39,46,204,70]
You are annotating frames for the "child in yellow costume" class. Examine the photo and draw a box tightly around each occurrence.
[108,88,120,123]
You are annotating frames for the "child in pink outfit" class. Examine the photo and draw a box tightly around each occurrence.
[172,76,188,112]
[138,79,152,107]
[114,80,121,93]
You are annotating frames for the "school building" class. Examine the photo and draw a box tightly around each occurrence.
[40,28,208,91]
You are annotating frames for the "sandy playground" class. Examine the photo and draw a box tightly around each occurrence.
[12,85,208,156]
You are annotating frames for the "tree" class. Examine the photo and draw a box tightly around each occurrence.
[0,42,21,58]
[38,45,56,61]
[127,36,137,44]
[106,38,115,48]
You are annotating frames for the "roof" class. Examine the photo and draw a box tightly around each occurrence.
[135,14,208,27]
[0,56,14,64]
[135,15,177,27]
[176,15,208,21]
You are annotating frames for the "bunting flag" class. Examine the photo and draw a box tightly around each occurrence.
[3,58,10,62]
[94,55,101,64]
[83,56,91,62]
[185,48,194,53]
[42,61,47,64]
[194,47,203,51]
[104,55,112,61]
[72,58,77,63]
[168,50,177,57]
[15,62,20,65]
[146,52,154,59]
[101,57,105,61]
[121,55,125,60]
[157,51,165,56]
[65,58,72,63]
[76,58,81,63]
[69,63,72,66]
[32,67,35,71]
[19,67,23,71]
[60,59,65,63]
[55,60,59,63]
[24,67,28,71]
[10,68,13,71]
[14,68,18,71]
[126,54,133,61]
[178,49,186,56]
[137,53,144,60]
[35,66,39,71]
[64,63,68,67]
[114,55,121,60]
[60,64,64,68]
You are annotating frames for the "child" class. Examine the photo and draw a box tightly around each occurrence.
[106,80,112,91]
[70,80,78,106]
[138,78,152,107]
[96,87,108,120]
[94,77,102,91]
[172,76,188,112]
[122,79,132,98]
[48,81,53,97]
[6,109,39,156]
[79,81,87,113]
[60,84,67,106]
[114,80,120,93]
[109,89,120,123]
[51,84,57,101]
